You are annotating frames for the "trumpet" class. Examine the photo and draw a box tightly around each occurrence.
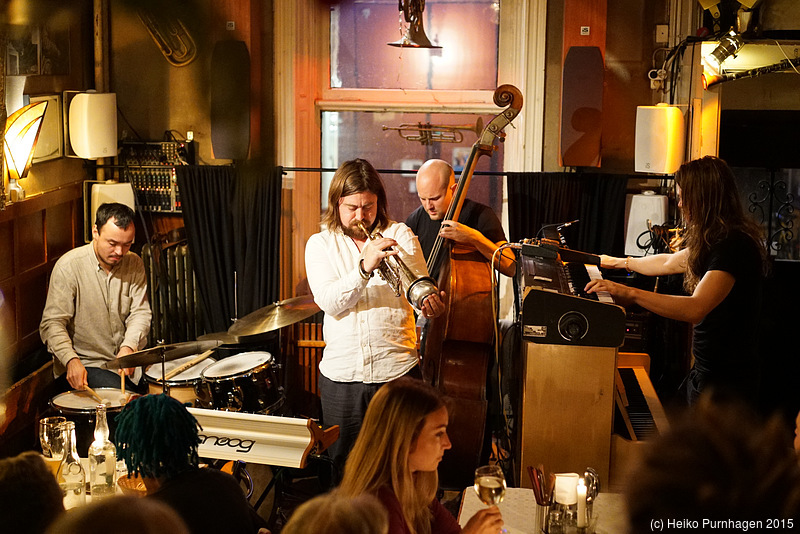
[382,118,484,145]
[356,221,439,312]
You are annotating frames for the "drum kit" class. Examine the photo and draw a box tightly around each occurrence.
[49,295,321,443]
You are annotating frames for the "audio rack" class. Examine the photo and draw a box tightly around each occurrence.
[119,140,195,213]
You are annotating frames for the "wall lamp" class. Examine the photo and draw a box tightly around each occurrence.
[703,30,744,76]
[3,100,48,202]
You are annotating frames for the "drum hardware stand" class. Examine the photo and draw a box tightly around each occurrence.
[231,271,239,325]
[153,340,171,398]
[254,454,338,529]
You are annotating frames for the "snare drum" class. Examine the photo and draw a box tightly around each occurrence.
[144,354,217,407]
[50,388,128,453]
[200,351,282,414]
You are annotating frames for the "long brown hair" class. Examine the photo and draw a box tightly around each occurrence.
[674,156,766,292]
[338,378,446,534]
[320,159,390,233]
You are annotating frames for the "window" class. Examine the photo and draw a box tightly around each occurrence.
[323,0,504,219]
[330,0,500,90]
[321,110,504,222]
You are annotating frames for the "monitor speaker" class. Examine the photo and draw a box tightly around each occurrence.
[69,92,117,159]
[635,104,684,174]
[211,40,250,160]
[84,182,136,243]
[624,192,668,256]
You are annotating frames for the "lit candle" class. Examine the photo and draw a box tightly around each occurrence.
[577,477,587,528]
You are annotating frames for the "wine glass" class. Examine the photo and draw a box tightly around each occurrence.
[474,464,507,506]
[474,465,508,532]
[38,416,66,475]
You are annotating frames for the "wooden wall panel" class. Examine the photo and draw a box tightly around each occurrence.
[0,183,82,456]
[0,221,12,282]
[0,285,17,347]
[19,273,48,348]
[16,212,45,272]
[46,203,75,260]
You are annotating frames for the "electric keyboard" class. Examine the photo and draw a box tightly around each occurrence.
[517,241,626,347]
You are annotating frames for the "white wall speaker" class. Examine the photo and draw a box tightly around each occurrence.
[84,182,136,243]
[635,104,685,174]
[624,192,668,256]
[69,92,118,159]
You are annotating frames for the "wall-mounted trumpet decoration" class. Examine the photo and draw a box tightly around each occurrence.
[382,118,483,145]
[138,8,197,67]
[388,0,441,49]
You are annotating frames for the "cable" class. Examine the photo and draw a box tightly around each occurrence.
[489,243,520,477]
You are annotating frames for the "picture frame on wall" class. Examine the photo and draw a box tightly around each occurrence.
[6,25,40,76]
[30,94,64,163]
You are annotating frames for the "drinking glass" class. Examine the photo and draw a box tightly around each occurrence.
[38,416,66,475]
[474,464,508,532]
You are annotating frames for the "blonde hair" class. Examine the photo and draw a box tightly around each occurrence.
[338,378,446,534]
[282,492,388,534]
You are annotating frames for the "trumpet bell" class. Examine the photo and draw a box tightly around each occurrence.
[388,21,441,48]
[406,276,439,312]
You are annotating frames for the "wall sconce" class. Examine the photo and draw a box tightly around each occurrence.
[3,100,48,202]
[388,0,441,49]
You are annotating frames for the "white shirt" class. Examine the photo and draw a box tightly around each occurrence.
[305,221,430,383]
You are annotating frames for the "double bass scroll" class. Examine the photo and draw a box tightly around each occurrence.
[422,85,522,489]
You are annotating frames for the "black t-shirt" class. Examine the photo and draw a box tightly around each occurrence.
[405,198,507,280]
[692,230,763,391]
[148,467,268,534]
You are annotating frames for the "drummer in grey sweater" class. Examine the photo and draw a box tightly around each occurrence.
[40,202,151,392]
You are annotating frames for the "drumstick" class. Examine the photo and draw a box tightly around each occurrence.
[83,386,109,405]
[162,349,216,381]
[121,370,126,394]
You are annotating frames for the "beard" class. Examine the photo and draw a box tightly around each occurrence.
[343,220,370,240]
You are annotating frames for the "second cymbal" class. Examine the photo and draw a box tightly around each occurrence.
[102,340,222,370]
[228,295,320,339]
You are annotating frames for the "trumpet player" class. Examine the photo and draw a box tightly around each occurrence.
[305,158,446,472]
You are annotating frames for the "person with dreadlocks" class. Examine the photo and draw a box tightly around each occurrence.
[114,394,270,534]
[586,156,767,407]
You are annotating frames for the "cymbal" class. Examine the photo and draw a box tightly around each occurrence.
[197,331,243,345]
[228,295,320,339]
[102,340,223,370]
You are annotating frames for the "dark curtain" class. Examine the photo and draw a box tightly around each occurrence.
[232,166,282,317]
[507,172,629,255]
[176,166,237,333]
[177,165,282,334]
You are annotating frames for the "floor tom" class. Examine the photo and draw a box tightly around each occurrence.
[200,351,282,414]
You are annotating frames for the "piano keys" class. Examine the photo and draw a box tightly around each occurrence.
[609,353,670,490]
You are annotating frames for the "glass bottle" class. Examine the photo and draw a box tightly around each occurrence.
[88,404,117,500]
[57,421,86,509]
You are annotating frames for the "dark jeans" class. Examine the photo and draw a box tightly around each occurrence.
[318,366,422,477]
[54,367,147,394]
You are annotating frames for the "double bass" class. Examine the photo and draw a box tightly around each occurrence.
[422,85,522,488]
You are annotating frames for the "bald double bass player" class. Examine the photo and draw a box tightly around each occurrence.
[406,159,516,280]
